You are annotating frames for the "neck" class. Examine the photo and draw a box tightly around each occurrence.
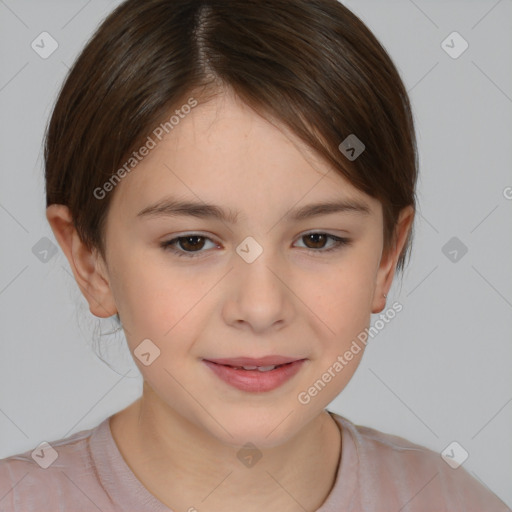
[110,388,342,512]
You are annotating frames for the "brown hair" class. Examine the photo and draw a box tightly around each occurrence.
[45,0,417,272]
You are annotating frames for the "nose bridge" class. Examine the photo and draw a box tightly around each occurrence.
[227,234,291,330]
[234,234,282,293]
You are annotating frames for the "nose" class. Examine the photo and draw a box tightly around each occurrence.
[223,241,294,333]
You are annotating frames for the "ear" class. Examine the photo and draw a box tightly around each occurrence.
[46,204,117,318]
[371,205,414,314]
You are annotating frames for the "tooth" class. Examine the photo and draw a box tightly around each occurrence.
[242,365,258,370]
[257,365,276,372]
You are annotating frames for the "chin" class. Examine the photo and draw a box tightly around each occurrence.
[200,404,314,450]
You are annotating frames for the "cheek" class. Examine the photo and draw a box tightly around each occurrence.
[108,252,202,348]
[310,255,378,329]
[108,229,380,356]
[294,259,377,407]
[301,249,380,393]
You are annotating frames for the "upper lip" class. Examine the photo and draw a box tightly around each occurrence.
[204,356,305,366]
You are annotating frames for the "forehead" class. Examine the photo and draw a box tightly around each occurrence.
[109,91,381,219]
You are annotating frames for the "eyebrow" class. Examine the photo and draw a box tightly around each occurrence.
[136,196,371,223]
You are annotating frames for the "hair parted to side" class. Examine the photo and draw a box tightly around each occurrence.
[45,0,418,272]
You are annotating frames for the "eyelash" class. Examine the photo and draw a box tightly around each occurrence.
[160,232,351,259]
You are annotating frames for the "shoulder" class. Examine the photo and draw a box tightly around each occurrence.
[0,421,105,512]
[331,413,511,511]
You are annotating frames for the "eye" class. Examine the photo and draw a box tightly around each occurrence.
[294,232,351,254]
[160,234,217,258]
[160,232,351,259]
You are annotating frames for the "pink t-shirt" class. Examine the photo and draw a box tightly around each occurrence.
[0,411,509,511]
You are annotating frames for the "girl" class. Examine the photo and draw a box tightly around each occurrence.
[1,0,509,510]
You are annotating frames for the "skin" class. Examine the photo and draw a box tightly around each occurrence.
[47,88,413,512]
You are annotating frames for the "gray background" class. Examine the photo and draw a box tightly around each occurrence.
[1,0,511,506]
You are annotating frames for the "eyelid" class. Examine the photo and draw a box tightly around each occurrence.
[160,231,351,259]
[160,232,219,258]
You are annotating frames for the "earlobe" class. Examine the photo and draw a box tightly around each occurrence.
[46,204,118,318]
[371,206,414,314]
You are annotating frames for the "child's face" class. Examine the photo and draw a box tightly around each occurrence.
[98,90,399,447]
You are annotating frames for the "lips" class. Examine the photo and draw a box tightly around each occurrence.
[204,355,301,367]
[202,356,307,392]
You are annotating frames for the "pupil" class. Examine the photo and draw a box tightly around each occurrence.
[183,236,203,251]
[307,233,325,248]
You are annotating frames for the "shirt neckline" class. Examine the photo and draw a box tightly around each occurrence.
[90,416,171,511]
[89,410,358,511]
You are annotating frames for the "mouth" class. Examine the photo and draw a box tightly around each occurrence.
[202,356,307,392]
[222,364,287,371]
[204,355,303,367]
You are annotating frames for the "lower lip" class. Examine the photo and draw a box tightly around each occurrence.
[203,360,306,392]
